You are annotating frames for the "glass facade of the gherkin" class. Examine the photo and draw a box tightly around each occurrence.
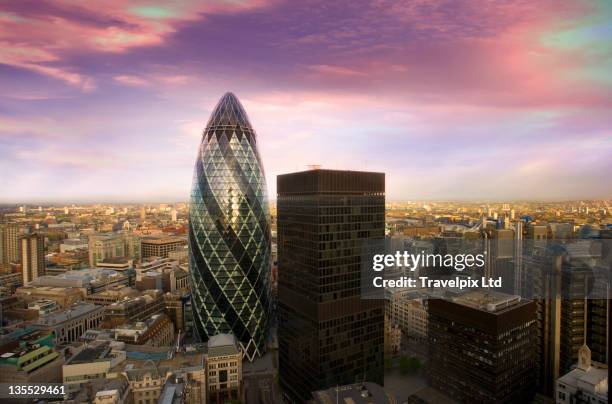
[189,92,271,361]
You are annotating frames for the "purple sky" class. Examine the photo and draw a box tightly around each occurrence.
[1,0,611,203]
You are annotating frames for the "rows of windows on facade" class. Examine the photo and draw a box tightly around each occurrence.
[0,92,610,404]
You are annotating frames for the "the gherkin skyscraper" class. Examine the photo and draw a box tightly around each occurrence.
[189,92,271,361]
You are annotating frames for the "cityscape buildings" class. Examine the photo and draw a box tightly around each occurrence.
[188,92,272,361]
[1,0,612,401]
[0,191,609,404]
[277,169,386,401]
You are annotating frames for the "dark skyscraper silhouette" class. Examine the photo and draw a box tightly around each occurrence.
[188,92,272,361]
[277,169,385,402]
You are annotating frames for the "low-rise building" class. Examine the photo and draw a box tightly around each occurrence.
[389,290,428,343]
[114,314,174,347]
[60,238,89,253]
[0,328,64,383]
[67,376,132,404]
[205,333,242,404]
[85,286,140,306]
[32,302,105,344]
[0,272,22,292]
[124,364,171,404]
[384,315,401,357]
[113,351,205,404]
[556,345,608,404]
[28,299,59,316]
[62,342,126,394]
[135,258,188,292]
[29,268,132,295]
[163,291,190,332]
[104,290,164,327]
[88,233,140,268]
[140,236,186,259]
[15,285,84,308]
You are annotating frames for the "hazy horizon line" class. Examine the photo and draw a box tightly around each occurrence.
[1,197,611,207]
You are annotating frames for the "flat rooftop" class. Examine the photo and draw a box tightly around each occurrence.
[450,290,523,313]
[141,236,185,244]
[68,344,111,365]
[34,303,101,326]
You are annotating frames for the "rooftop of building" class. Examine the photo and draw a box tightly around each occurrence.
[124,363,171,381]
[80,329,114,342]
[141,235,186,244]
[88,233,119,241]
[312,382,395,404]
[277,169,385,194]
[70,375,129,403]
[107,289,162,309]
[33,302,102,326]
[107,348,201,376]
[115,314,167,335]
[558,345,608,398]
[98,257,132,264]
[28,299,57,307]
[206,333,240,357]
[17,285,81,294]
[559,364,608,397]
[66,344,112,365]
[159,383,184,404]
[31,268,126,288]
[449,290,524,313]
[0,328,54,357]
[87,285,138,297]
[0,326,37,344]
[61,238,88,245]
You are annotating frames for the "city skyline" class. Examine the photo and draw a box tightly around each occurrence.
[1,1,611,203]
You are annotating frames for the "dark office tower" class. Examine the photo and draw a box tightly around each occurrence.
[586,278,608,365]
[522,254,561,397]
[188,92,272,361]
[522,249,609,398]
[428,292,537,404]
[21,233,45,284]
[277,169,385,402]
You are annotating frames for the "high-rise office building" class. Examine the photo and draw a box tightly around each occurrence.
[428,291,537,403]
[188,92,272,361]
[522,248,609,397]
[21,233,45,284]
[277,169,385,402]
[0,223,20,273]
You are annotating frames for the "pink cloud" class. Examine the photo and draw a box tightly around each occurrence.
[0,0,273,89]
[114,75,150,86]
[307,64,366,77]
